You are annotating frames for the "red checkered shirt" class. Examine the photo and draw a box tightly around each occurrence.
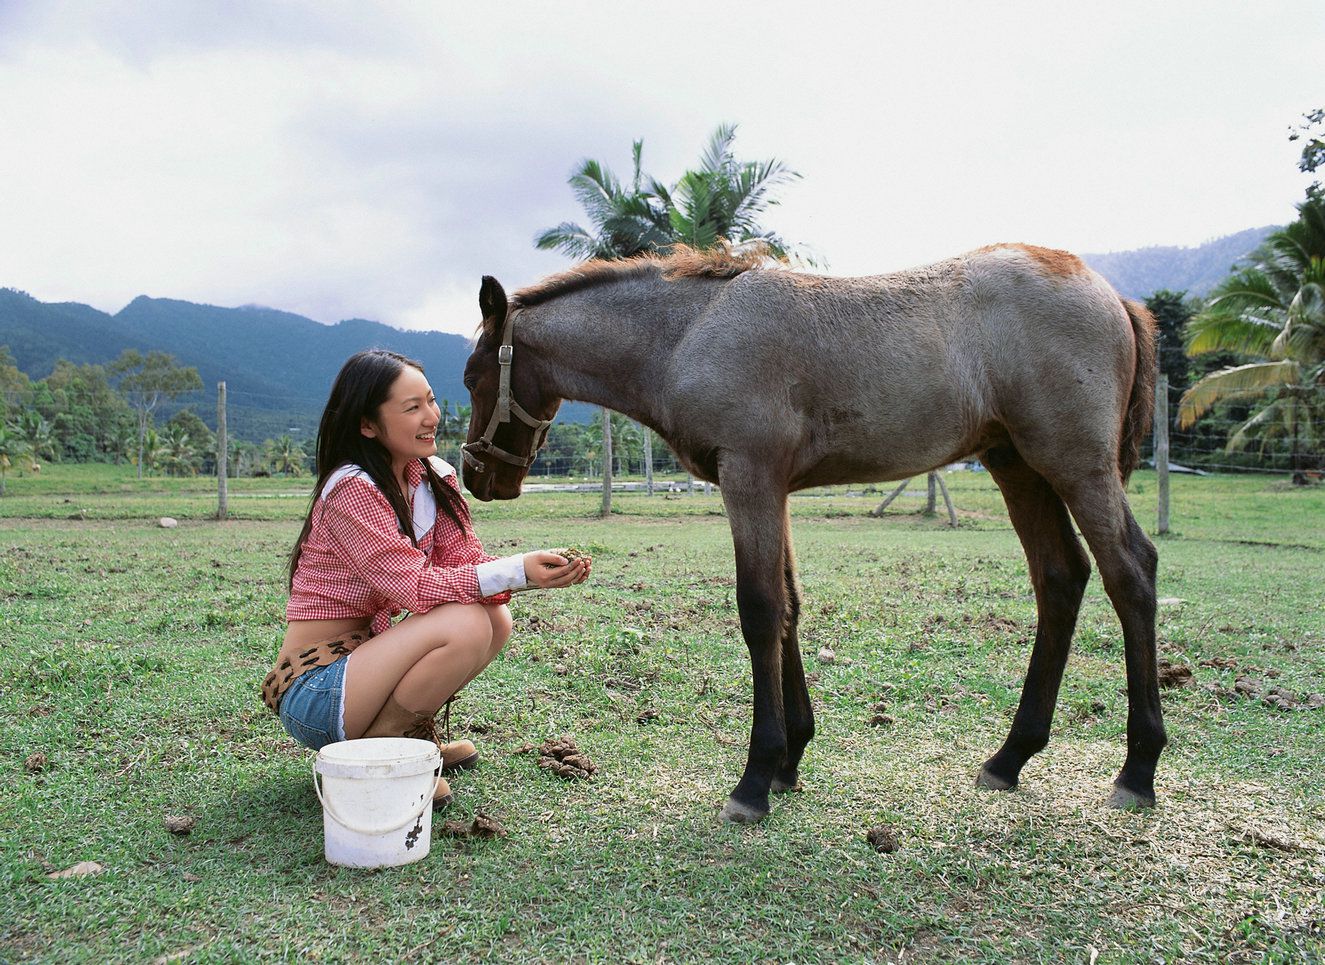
[287,458,512,635]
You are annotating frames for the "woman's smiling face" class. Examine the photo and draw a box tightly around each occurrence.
[360,365,441,472]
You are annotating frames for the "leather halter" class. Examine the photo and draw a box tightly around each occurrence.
[461,312,553,474]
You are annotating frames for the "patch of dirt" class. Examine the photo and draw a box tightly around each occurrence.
[24,752,48,772]
[47,861,103,879]
[1236,828,1308,852]
[865,825,900,853]
[438,813,506,839]
[867,700,894,727]
[1157,660,1195,689]
[1200,656,1239,669]
[535,736,598,779]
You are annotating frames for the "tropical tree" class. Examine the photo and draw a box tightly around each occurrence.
[110,421,137,466]
[1178,198,1325,483]
[11,408,57,464]
[157,423,202,476]
[655,123,804,260]
[0,346,32,426]
[534,141,672,261]
[137,427,162,475]
[0,425,29,495]
[267,434,306,476]
[110,350,203,480]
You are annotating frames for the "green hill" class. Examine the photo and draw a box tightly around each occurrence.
[1,289,474,442]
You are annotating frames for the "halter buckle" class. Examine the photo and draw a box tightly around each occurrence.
[497,344,513,365]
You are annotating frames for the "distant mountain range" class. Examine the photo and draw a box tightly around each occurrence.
[1,226,1275,441]
[1081,225,1274,300]
[0,290,475,442]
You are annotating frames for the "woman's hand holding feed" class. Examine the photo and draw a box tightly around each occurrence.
[523,548,592,589]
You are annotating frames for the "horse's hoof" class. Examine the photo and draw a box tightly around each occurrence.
[719,797,769,824]
[1106,784,1156,810]
[975,767,1016,792]
[770,775,802,794]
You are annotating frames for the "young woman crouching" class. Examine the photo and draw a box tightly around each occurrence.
[262,349,588,806]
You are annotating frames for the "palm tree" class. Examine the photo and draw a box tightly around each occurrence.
[157,423,201,476]
[268,434,306,476]
[534,141,672,260]
[1178,199,1325,483]
[0,426,29,495]
[658,124,805,261]
[137,427,162,476]
[12,409,56,464]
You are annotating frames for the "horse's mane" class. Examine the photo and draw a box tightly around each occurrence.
[511,245,767,309]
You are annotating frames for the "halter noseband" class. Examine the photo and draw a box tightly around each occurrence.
[461,311,553,474]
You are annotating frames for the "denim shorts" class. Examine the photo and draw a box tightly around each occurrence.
[278,655,349,751]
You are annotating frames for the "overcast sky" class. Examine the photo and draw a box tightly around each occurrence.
[2,1,1320,335]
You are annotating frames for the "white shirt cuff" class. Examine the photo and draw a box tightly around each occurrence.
[476,554,528,597]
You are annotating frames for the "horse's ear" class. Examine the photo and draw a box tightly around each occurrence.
[478,276,507,337]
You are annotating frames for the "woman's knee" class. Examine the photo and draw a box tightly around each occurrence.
[487,604,512,655]
[415,603,493,651]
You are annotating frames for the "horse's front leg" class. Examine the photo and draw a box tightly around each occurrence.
[772,521,813,793]
[717,468,789,824]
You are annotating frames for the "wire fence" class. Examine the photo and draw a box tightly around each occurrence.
[1140,379,1324,478]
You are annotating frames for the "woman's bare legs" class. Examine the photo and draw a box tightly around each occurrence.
[452,604,513,693]
[340,603,494,739]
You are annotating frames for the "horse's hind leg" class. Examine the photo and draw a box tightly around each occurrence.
[977,445,1092,792]
[1058,472,1165,808]
[773,519,814,793]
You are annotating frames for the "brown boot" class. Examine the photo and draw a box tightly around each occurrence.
[436,695,480,773]
[362,697,458,807]
[362,697,479,773]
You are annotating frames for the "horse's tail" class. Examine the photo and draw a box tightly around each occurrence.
[1118,297,1158,484]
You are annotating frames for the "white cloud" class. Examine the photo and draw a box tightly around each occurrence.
[1,0,1320,333]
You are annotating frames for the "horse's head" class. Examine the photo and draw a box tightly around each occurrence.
[461,276,560,501]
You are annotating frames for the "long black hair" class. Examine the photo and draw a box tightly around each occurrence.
[288,349,468,590]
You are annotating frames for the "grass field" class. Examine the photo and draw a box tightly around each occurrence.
[1,466,1322,962]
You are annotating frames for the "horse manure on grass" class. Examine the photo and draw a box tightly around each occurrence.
[439,813,507,839]
[1157,660,1195,689]
[536,736,597,779]
[866,826,900,854]
[163,815,196,836]
[24,752,48,772]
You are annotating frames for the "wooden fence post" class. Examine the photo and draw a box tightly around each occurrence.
[216,381,228,521]
[1155,375,1169,534]
[643,428,654,496]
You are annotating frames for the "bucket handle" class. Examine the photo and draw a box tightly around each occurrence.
[313,762,441,837]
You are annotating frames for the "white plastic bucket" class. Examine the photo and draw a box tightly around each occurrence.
[313,738,441,868]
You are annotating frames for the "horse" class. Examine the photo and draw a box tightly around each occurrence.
[460,243,1162,824]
